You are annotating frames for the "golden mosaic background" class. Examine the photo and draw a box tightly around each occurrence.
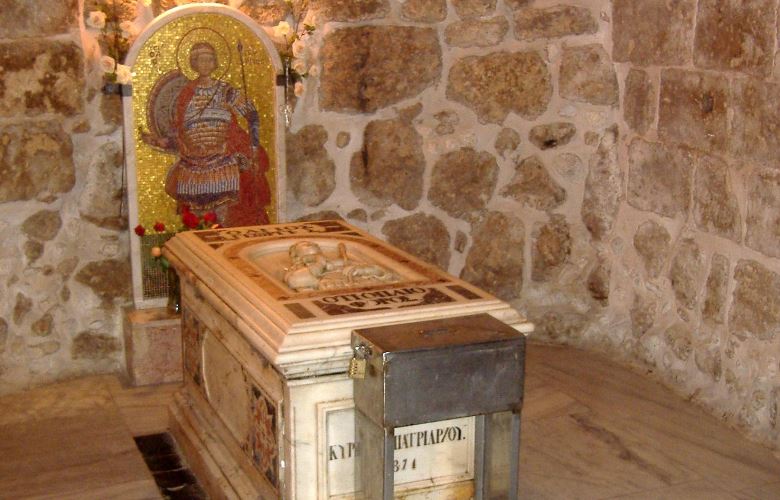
[133,12,279,230]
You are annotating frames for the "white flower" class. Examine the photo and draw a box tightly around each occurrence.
[291,58,307,75]
[115,64,133,84]
[119,21,139,39]
[99,55,116,73]
[86,10,106,29]
[308,64,319,77]
[294,81,304,97]
[273,21,291,39]
[291,39,305,58]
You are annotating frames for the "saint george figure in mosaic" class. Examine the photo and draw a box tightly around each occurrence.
[128,10,280,305]
[143,29,271,226]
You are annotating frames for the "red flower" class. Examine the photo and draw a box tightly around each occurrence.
[153,221,166,232]
[134,224,145,236]
[181,205,191,214]
[203,212,217,224]
[182,211,200,229]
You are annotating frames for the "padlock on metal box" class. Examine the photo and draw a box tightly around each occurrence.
[351,313,525,499]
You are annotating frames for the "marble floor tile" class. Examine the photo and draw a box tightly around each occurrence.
[520,411,700,499]
[0,376,116,426]
[733,481,780,499]
[107,378,180,437]
[0,377,160,499]
[521,384,589,422]
[609,480,740,499]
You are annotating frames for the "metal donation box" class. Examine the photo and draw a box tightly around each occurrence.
[352,314,525,499]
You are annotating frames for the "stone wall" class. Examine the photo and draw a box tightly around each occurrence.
[0,0,129,394]
[0,0,778,454]
[284,0,780,453]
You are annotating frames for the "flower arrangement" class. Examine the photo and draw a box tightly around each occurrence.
[86,1,136,86]
[274,0,316,86]
[134,207,221,270]
[273,0,315,124]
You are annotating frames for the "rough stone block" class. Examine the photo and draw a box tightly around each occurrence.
[461,211,524,300]
[152,0,226,16]
[0,41,83,118]
[401,0,446,22]
[320,26,440,113]
[124,307,183,386]
[694,347,722,382]
[703,254,729,325]
[99,94,122,132]
[693,154,741,242]
[664,323,693,361]
[495,128,521,157]
[22,211,62,241]
[447,51,551,123]
[612,0,696,66]
[670,238,706,311]
[71,331,121,361]
[559,44,618,106]
[350,116,425,210]
[623,68,655,135]
[286,125,336,207]
[731,260,780,341]
[587,259,611,305]
[500,155,565,211]
[0,121,75,203]
[238,0,290,25]
[0,0,77,37]
[74,259,131,304]
[513,5,597,41]
[693,0,775,76]
[529,308,587,342]
[13,293,32,325]
[658,68,729,153]
[382,214,451,271]
[444,16,508,48]
[581,126,619,240]
[731,78,780,168]
[633,220,671,279]
[84,0,136,23]
[529,122,576,150]
[746,169,780,259]
[79,143,126,230]
[309,0,389,21]
[434,110,459,135]
[428,147,497,219]
[452,0,496,18]
[627,139,691,218]
[630,295,657,338]
[532,215,571,282]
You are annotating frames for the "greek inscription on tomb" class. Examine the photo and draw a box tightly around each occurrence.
[328,423,468,461]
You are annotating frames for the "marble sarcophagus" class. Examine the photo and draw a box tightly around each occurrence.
[164,220,533,499]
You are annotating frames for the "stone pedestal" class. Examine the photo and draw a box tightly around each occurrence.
[123,307,183,386]
[163,220,533,499]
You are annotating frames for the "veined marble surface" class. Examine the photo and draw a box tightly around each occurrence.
[165,220,533,376]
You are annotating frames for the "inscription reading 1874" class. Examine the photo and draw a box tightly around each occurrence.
[325,408,474,497]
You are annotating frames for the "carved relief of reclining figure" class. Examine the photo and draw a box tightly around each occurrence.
[284,241,400,291]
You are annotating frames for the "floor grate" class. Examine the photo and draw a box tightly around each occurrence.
[134,433,208,499]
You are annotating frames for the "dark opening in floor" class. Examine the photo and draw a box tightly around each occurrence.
[134,433,208,499]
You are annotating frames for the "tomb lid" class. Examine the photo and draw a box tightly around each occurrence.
[164,220,532,375]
